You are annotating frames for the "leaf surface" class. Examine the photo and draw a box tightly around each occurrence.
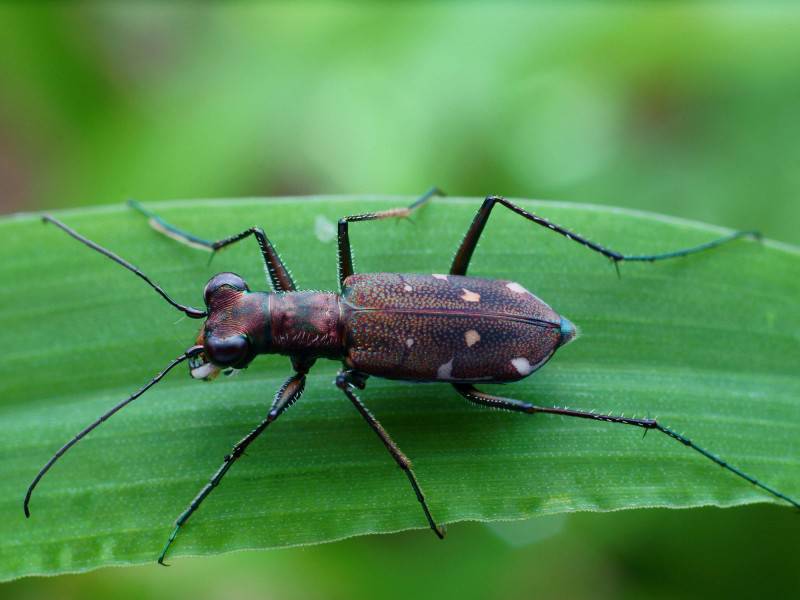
[1,197,798,580]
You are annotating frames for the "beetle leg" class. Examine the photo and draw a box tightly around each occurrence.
[337,187,444,288]
[157,371,307,566]
[129,200,295,292]
[450,196,760,276]
[453,384,800,511]
[336,370,446,539]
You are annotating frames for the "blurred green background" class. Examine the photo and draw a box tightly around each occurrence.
[1,3,799,599]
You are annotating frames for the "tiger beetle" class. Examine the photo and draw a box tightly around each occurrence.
[23,190,799,565]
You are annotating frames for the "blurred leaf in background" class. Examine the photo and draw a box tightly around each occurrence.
[0,4,799,244]
[1,2,799,599]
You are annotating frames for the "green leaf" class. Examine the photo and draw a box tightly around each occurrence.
[2,197,798,581]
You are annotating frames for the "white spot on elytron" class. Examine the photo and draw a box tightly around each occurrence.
[314,215,336,243]
[405,338,414,348]
[437,358,454,379]
[432,273,448,280]
[511,357,532,375]
[403,284,413,292]
[506,282,529,294]
[461,288,480,302]
[464,330,480,347]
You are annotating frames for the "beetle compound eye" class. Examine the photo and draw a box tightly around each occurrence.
[206,335,250,367]
[204,272,250,306]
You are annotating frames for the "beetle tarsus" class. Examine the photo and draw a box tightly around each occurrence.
[157,525,180,566]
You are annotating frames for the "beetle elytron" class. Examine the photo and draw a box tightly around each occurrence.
[23,190,799,564]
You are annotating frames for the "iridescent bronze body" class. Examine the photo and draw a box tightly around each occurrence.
[196,271,574,385]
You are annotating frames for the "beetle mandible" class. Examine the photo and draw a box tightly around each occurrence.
[23,190,799,564]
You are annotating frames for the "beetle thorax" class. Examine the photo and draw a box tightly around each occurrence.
[269,291,343,358]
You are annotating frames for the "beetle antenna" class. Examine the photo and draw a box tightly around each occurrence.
[42,215,207,319]
[23,346,203,518]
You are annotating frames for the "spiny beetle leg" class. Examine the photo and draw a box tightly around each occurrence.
[450,196,761,276]
[129,200,295,292]
[336,370,446,539]
[453,384,800,511]
[158,371,307,566]
[337,187,445,288]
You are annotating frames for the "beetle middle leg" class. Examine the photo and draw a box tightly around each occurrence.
[336,370,446,539]
[158,370,307,565]
[453,384,800,510]
[450,196,761,276]
[337,187,445,288]
[129,200,295,292]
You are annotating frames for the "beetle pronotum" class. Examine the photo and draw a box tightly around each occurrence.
[23,191,798,564]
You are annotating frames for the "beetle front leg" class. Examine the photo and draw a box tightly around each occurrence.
[337,187,444,288]
[158,371,307,565]
[336,370,446,539]
[129,200,296,292]
[450,196,760,276]
[453,384,800,511]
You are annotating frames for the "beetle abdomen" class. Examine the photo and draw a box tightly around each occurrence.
[341,273,563,382]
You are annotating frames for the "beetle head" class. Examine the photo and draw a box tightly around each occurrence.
[189,272,263,380]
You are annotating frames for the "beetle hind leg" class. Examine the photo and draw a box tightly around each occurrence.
[450,196,760,276]
[453,384,800,511]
